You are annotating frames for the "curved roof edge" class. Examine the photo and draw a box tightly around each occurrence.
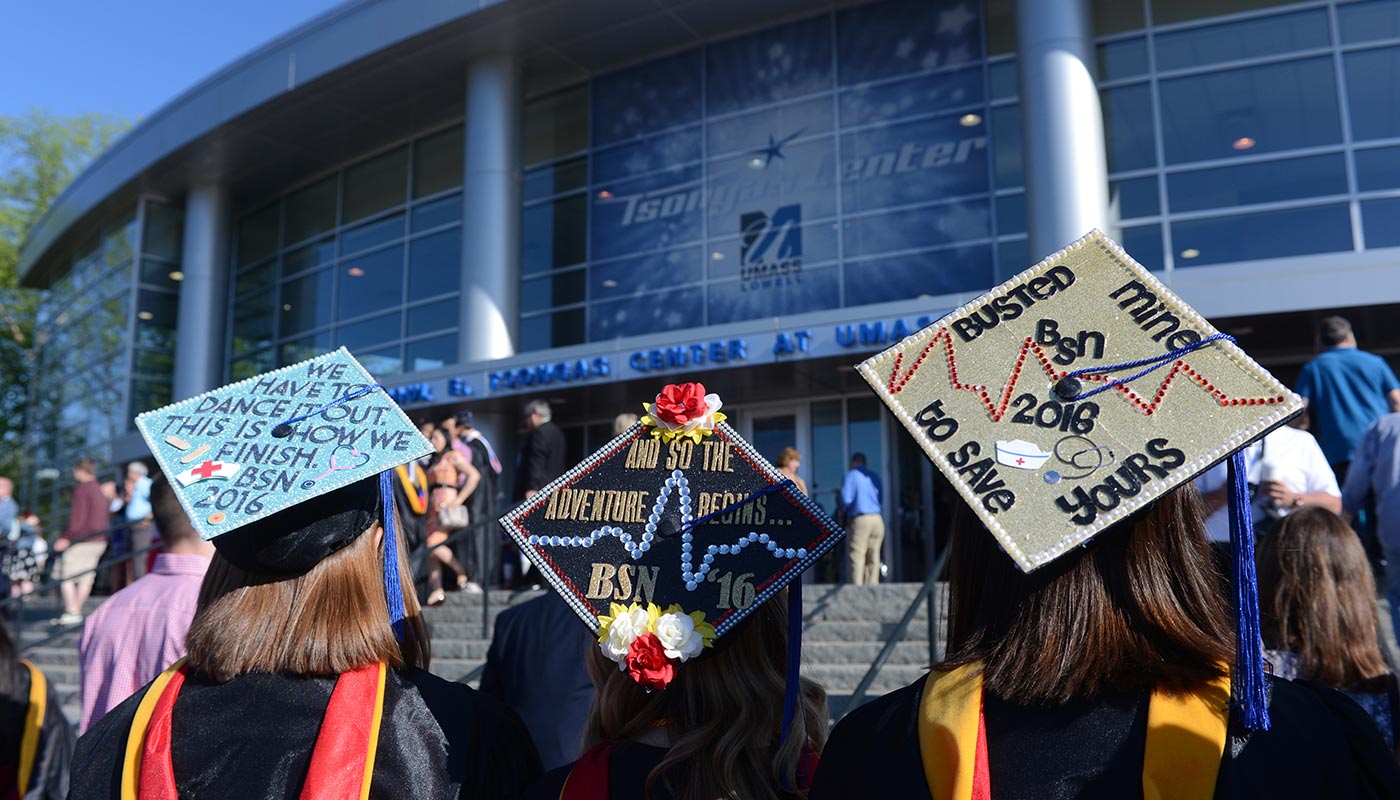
[19,0,505,284]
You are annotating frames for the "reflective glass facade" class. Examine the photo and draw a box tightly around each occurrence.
[228,125,466,381]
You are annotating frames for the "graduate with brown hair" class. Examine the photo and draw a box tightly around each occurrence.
[70,350,539,799]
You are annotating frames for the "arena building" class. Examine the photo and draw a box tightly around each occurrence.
[20,0,1400,578]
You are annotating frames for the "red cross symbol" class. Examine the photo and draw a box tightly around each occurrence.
[1015,457,1025,465]
[192,460,223,480]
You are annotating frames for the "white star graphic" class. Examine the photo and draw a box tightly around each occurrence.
[938,3,976,36]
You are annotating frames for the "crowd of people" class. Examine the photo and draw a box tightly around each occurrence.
[0,313,1396,797]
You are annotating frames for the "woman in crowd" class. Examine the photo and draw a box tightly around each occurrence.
[7,513,47,597]
[424,425,479,605]
[0,620,70,798]
[528,591,827,800]
[812,489,1400,798]
[776,447,808,495]
[70,476,539,798]
[1259,507,1399,755]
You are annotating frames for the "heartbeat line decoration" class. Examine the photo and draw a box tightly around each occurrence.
[857,230,1303,572]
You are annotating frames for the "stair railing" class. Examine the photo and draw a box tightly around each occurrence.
[407,518,496,639]
[839,543,952,718]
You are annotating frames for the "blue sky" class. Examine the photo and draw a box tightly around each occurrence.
[2,0,345,120]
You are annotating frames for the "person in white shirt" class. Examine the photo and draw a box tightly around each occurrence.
[1195,424,1342,548]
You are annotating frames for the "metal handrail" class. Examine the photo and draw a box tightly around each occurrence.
[840,544,952,718]
[408,518,497,639]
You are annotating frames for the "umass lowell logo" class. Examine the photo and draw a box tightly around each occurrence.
[739,204,802,291]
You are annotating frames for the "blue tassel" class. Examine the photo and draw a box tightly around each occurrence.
[1227,450,1270,730]
[781,578,803,742]
[379,470,406,641]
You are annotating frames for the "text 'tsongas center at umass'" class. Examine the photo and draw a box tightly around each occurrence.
[21,0,1400,580]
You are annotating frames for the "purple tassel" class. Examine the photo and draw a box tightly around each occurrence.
[379,470,406,641]
[1228,450,1270,729]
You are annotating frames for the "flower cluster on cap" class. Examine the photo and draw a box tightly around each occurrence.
[596,601,717,690]
[640,382,726,444]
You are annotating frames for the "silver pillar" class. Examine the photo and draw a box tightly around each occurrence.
[173,183,231,400]
[460,54,523,362]
[1016,0,1109,259]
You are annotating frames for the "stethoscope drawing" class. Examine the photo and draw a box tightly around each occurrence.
[300,445,371,489]
[1042,435,1116,484]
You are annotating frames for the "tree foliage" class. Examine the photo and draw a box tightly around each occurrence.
[0,110,131,483]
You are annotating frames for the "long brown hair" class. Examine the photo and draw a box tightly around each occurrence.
[582,591,827,800]
[185,522,429,681]
[1258,507,1390,691]
[942,485,1234,704]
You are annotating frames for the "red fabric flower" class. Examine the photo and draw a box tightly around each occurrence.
[625,632,676,690]
[651,383,709,427]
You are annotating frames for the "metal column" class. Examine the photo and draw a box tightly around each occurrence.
[173,183,231,400]
[460,54,523,363]
[1015,0,1110,260]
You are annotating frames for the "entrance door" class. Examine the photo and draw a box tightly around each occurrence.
[737,403,811,488]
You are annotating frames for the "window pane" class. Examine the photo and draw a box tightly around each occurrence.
[839,67,982,128]
[1339,0,1400,44]
[339,246,404,319]
[1159,58,1341,164]
[337,311,402,351]
[592,248,704,300]
[708,221,837,278]
[281,268,334,336]
[710,97,832,157]
[996,193,1026,236]
[341,212,404,256]
[284,177,337,245]
[989,59,1018,100]
[140,258,180,289]
[589,288,702,340]
[231,349,274,381]
[522,269,587,313]
[523,195,588,273]
[142,204,183,261]
[845,244,994,305]
[409,228,461,301]
[344,147,408,223]
[356,346,402,377]
[593,127,702,183]
[280,333,332,366]
[1362,197,1400,249]
[1097,38,1148,81]
[1356,146,1400,192]
[282,237,335,277]
[407,334,458,372]
[129,379,172,417]
[407,298,458,337]
[521,308,586,350]
[1119,223,1163,271]
[837,0,982,85]
[1167,153,1348,213]
[997,237,1029,279]
[1091,0,1145,35]
[1110,176,1159,219]
[841,117,988,213]
[413,126,463,199]
[411,192,461,231]
[1170,204,1352,267]
[590,166,703,262]
[232,289,275,356]
[706,15,831,116]
[524,159,588,202]
[844,199,991,258]
[1154,10,1329,72]
[708,138,837,238]
[1153,0,1304,27]
[1346,47,1400,142]
[1102,84,1155,172]
[135,290,178,350]
[134,349,174,376]
[593,50,701,146]
[525,85,589,165]
[991,105,1023,189]
[707,265,839,323]
[237,204,279,267]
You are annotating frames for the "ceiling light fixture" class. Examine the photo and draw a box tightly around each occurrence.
[137,311,154,321]
[597,190,613,199]
[1232,136,1256,151]
[749,157,765,169]
[347,267,365,277]
[959,113,982,127]
[602,279,618,288]
[283,304,293,311]
[1180,248,1200,259]
[711,252,725,261]
[168,271,184,281]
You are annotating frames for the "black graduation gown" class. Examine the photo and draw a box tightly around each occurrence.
[70,667,540,800]
[525,742,806,800]
[811,674,1400,800]
[1,666,71,800]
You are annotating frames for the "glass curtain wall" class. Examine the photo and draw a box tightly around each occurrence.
[228,124,466,380]
[131,201,182,415]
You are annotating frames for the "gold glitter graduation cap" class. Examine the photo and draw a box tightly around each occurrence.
[858,230,1303,572]
[499,382,844,692]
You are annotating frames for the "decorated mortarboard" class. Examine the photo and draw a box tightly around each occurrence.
[500,382,844,735]
[857,229,1302,729]
[135,348,432,631]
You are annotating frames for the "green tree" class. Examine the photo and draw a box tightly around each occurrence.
[0,110,130,483]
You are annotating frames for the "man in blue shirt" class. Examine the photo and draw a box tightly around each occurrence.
[1342,412,1400,646]
[840,453,884,585]
[1296,316,1400,483]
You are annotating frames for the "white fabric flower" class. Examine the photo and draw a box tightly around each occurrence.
[677,393,724,437]
[654,611,706,661]
[600,605,651,663]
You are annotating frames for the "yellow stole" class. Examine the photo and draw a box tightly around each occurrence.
[17,660,45,795]
[919,663,1231,800]
[395,463,429,516]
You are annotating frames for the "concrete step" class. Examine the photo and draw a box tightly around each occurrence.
[802,663,927,694]
[802,640,933,666]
